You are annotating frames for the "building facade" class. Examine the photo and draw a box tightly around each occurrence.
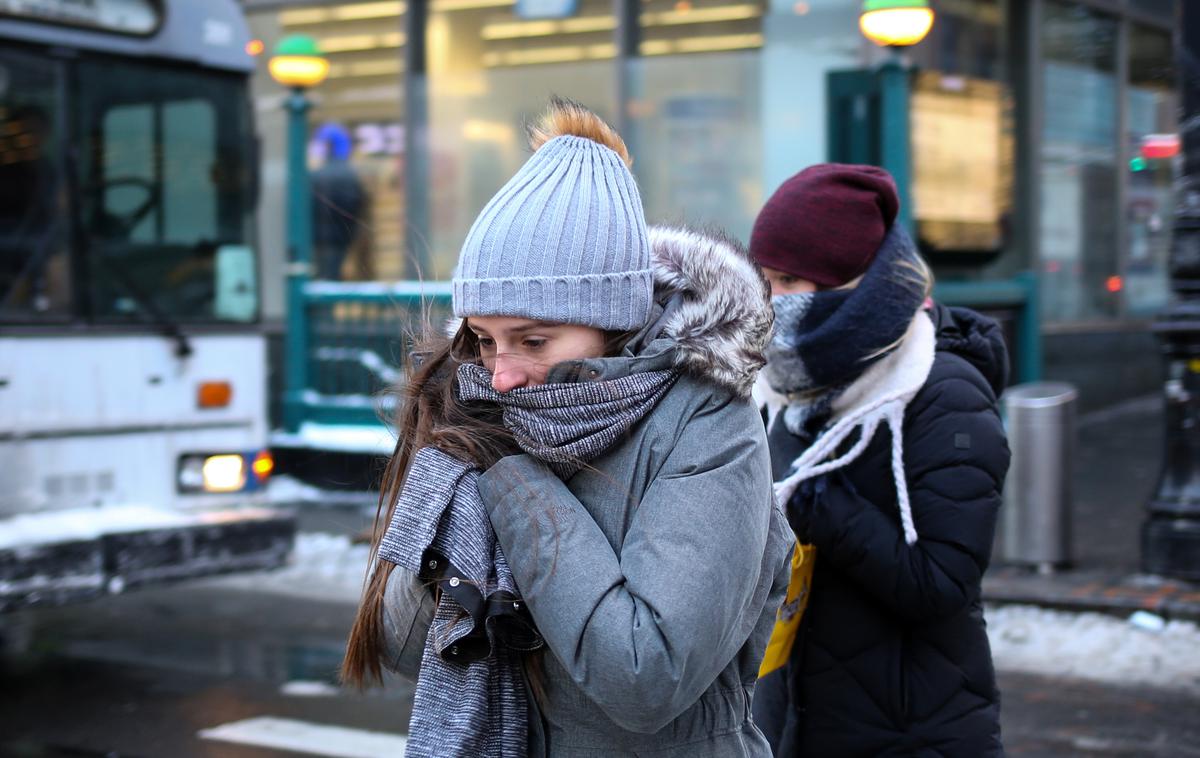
[244,0,1178,409]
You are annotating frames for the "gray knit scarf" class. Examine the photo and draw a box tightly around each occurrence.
[456,362,679,477]
[382,361,678,757]
[378,447,537,758]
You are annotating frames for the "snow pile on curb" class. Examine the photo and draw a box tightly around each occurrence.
[987,604,1200,694]
[200,532,371,604]
[0,505,193,550]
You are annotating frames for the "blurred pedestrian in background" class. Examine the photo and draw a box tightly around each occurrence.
[343,98,791,757]
[310,123,366,280]
[750,164,1011,757]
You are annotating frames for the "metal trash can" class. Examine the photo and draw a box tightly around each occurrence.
[1002,382,1078,571]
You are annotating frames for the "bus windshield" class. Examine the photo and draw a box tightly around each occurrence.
[79,58,258,323]
[0,51,259,324]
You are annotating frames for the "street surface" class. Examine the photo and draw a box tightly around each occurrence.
[2,521,1199,757]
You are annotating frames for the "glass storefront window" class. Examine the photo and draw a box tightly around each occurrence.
[1039,1,1120,323]
[251,0,768,287]
[638,0,764,57]
[424,0,617,280]
[907,0,1004,81]
[759,0,862,198]
[1124,23,1175,316]
[628,52,762,242]
[1130,0,1175,21]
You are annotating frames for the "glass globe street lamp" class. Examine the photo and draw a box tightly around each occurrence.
[269,35,328,432]
[269,34,330,89]
[859,0,935,48]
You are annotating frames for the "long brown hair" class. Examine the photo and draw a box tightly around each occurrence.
[341,323,516,689]
[341,95,642,689]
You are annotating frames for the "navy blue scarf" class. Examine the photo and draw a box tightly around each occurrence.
[763,224,927,437]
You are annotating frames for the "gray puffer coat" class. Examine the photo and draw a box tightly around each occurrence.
[477,226,793,757]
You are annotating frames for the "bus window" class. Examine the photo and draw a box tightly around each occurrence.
[164,100,219,245]
[100,104,156,243]
[0,51,71,322]
[79,61,257,323]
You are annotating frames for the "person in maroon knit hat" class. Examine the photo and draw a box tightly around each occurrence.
[749,163,1009,758]
[750,163,900,294]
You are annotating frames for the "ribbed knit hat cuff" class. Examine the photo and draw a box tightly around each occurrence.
[453,269,654,331]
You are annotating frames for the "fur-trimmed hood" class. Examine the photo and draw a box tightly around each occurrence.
[644,226,774,398]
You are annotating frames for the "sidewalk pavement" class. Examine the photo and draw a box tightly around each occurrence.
[983,394,1200,622]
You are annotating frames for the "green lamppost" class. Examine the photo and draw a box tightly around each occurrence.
[855,0,935,234]
[269,34,329,433]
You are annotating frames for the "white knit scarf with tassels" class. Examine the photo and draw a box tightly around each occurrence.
[768,311,936,545]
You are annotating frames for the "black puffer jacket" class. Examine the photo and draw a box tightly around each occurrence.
[755,304,1010,758]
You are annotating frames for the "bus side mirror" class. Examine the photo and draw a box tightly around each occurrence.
[214,244,257,321]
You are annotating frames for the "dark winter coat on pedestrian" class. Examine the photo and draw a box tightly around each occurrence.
[754,303,1011,758]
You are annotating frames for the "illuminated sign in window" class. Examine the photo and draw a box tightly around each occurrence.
[0,0,161,36]
[910,71,1015,256]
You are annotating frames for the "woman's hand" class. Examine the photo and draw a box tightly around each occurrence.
[785,471,857,541]
[785,475,822,541]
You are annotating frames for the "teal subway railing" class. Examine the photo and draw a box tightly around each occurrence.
[280,273,1040,434]
[283,281,453,430]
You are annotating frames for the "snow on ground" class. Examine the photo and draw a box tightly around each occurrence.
[206,532,1200,693]
[0,505,193,550]
[264,475,378,507]
[985,604,1200,694]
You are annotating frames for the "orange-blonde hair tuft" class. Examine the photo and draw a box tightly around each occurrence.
[528,96,632,167]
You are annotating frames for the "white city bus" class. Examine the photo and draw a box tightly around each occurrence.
[0,0,293,611]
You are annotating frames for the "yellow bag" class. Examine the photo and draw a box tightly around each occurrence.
[757,542,816,678]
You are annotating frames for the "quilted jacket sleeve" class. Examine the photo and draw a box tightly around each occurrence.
[788,354,1010,622]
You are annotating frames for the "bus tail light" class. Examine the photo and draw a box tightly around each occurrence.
[252,450,275,482]
[178,450,271,493]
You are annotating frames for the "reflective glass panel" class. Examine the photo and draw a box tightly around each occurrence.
[1125,24,1175,316]
[1039,1,1120,322]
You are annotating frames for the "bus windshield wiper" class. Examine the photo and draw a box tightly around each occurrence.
[96,255,193,358]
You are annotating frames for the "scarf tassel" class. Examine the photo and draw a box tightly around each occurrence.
[774,397,919,547]
[886,403,918,546]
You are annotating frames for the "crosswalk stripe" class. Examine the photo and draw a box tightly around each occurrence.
[198,716,408,757]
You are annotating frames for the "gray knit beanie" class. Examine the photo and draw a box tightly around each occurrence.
[452,125,653,331]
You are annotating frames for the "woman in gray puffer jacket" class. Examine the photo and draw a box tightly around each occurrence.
[343,99,792,757]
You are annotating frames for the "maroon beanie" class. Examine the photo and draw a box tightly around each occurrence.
[750,163,900,288]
